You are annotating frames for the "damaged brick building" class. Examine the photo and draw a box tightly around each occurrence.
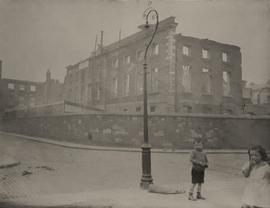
[64,16,243,114]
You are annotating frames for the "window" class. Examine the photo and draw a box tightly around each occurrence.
[30,97,35,107]
[223,71,231,96]
[136,73,143,95]
[152,44,159,55]
[75,87,78,102]
[150,106,156,112]
[136,106,141,112]
[137,50,144,61]
[202,106,212,114]
[8,83,15,90]
[183,105,192,113]
[182,46,189,56]
[124,55,131,65]
[68,89,72,100]
[87,84,92,101]
[19,85,25,91]
[113,77,118,97]
[81,71,85,83]
[202,68,212,94]
[112,58,119,68]
[124,74,130,96]
[30,85,36,92]
[80,85,85,102]
[150,68,159,93]
[18,96,25,106]
[92,83,100,101]
[202,49,209,59]
[222,52,228,62]
[96,87,100,100]
[182,65,192,92]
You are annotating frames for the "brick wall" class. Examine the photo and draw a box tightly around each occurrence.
[1,114,269,150]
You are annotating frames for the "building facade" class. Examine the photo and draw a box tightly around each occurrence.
[0,61,41,114]
[35,70,64,105]
[64,17,243,114]
[175,35,242,114]
[240,80,270,115]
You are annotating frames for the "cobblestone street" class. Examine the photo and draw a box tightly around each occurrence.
[0,133,248,207]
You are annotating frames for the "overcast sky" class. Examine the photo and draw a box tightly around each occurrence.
[0,0,269,84]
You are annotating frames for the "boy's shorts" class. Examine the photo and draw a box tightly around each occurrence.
[191,168,205,184]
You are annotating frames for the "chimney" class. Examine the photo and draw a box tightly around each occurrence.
[100,30,104,53]
[46,69,51,82]
[119,29,122,42]
[0,60,2,79]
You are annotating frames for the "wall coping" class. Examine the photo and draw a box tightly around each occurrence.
[10,112,270,120]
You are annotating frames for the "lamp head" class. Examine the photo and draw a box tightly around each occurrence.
[144,21,149,29]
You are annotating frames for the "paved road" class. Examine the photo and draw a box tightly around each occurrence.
[0,133,248,207]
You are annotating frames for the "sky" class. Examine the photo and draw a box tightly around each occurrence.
[0,0,269,84]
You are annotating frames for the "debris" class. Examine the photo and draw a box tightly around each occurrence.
[0,158,20,169]
[40,166,55,171]
[35,165,55,171]
[22,170,32,176]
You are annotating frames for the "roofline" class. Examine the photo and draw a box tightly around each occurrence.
[66,16,178,69]
[175,33,240,50]
[0,78,42,84]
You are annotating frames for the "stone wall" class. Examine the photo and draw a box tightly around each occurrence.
[1,113,269,150]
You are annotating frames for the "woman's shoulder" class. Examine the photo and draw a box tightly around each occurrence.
[261,161,270,170]
[254,162,270,174]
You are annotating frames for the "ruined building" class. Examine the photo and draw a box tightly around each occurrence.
[64,17,243,114]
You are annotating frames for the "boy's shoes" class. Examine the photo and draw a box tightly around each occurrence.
[196,192,206,200]
[188,193,196,201]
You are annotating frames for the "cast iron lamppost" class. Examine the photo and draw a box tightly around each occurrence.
[140,8,159,189]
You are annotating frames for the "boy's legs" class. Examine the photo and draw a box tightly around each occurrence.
[188,183,197,200]
[189,183,196,193]
[197,183,206,200]
[197,183,201,192]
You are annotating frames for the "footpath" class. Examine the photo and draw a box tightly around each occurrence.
[0,131,249,154]
[0,131,246,208]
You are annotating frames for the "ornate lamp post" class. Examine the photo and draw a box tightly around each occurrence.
[140,9,159,190]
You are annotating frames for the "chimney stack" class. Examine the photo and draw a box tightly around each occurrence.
[100,30,104,53]
[46,69,51,82]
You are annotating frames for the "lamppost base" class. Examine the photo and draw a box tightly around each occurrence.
[140,175,153,190]
[140,143,153,190]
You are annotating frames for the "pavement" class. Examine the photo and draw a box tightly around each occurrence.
[0,131,249,208]
[0,131,251,154]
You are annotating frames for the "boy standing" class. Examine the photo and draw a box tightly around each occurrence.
[188,138,208,201]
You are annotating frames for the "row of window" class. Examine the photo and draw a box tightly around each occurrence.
[111,44,159,68]
[67,68,159,103]
[18,96,36,106]
[111,68,159,98]
[182,65,231,96]
[182,46,229,62]
[68,64,232,103]
[7,83,36,92]
[68,43,160,78]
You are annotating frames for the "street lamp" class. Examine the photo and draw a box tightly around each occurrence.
[140,9,159,190]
